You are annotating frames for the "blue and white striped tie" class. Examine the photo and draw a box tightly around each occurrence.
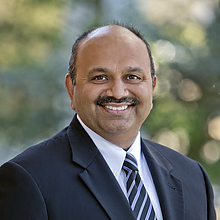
[123,153,157,220]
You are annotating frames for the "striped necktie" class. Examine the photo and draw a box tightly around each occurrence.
[123,153,157,220]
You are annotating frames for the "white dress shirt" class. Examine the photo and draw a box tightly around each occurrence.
[77,115,163,220]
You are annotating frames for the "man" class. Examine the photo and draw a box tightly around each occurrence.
[0,23,216,219]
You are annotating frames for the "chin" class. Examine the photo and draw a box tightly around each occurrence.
[103,125,133,134]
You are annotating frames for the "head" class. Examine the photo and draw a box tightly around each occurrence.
[65,23,157,149]
[68,22,155,87]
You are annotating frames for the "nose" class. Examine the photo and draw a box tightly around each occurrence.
[106,79,129,99]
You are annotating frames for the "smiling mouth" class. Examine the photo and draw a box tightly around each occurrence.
[105,105,129,111]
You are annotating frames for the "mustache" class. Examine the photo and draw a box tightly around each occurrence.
[96,96,138,106]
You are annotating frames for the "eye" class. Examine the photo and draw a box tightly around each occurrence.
[91,75,108,83]
[125,75,142,82]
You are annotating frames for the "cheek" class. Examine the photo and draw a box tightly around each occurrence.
[74,86,98,109]
[137,88,153,111]
[136,86,153,101]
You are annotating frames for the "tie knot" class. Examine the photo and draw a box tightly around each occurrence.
[123,153,138,172]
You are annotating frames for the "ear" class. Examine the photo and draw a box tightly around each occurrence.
[151,75,157,110]
[152,75,157,92]
[65,73,75,110]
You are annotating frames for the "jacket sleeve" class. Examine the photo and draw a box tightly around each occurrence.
[0,161,48,220]
[198,163,216,220]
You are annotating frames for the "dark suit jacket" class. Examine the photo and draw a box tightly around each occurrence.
[0,115,216,219]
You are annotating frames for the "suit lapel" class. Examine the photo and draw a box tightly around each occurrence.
[79,154,135,220]
[142,139,185,220]
[67,116,135,220]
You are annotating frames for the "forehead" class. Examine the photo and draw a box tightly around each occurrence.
[78,25,148,54]
[75,25,150,72]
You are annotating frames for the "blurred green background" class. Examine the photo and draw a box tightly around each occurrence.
[0,0,220,216]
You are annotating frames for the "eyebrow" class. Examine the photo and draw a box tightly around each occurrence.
[124,66,145,74]
[88,67,110,75]
[88,66,145,75]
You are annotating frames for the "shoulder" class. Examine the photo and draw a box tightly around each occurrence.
[2,127,70,171]
[141,138,207,179]
[142,138,214,193]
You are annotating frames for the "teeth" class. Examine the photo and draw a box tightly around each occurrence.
[105,105,128,111]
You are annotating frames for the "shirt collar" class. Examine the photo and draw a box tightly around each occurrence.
[127,134,141,169]
[77,115,141,179]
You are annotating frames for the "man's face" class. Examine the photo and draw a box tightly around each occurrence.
[65,25,156,148]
